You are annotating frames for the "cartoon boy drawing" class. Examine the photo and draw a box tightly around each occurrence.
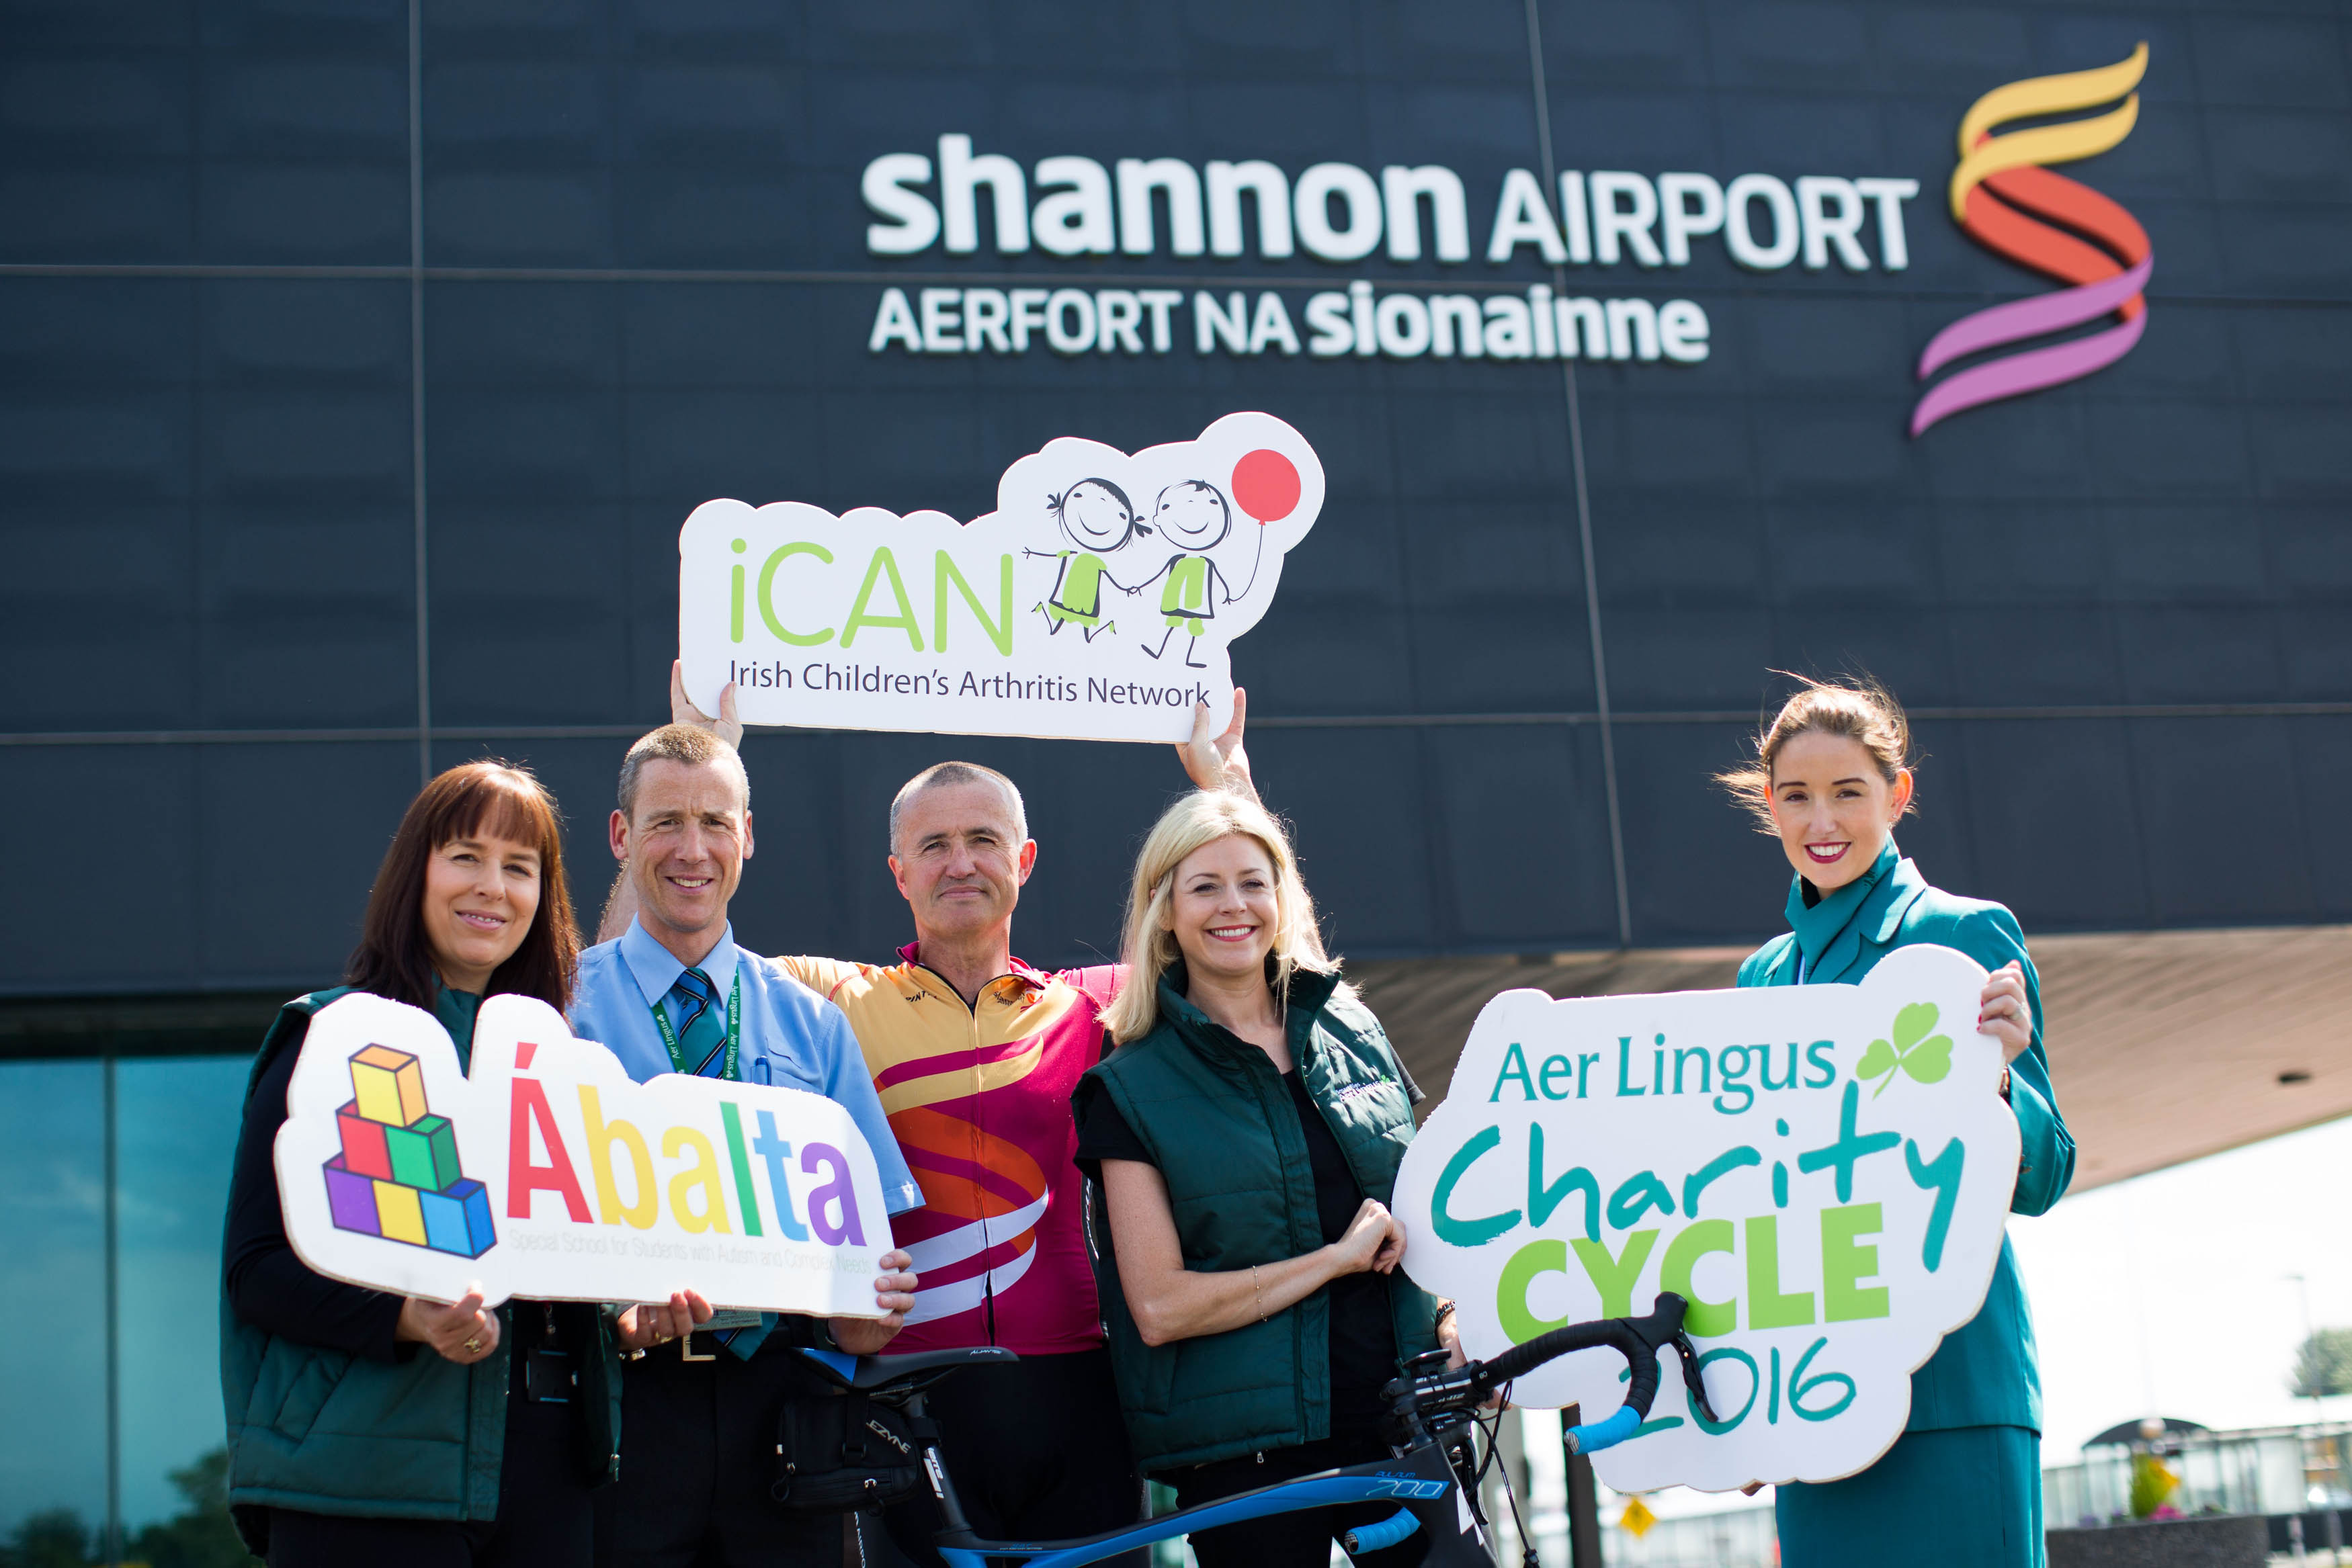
[1024,478,1142,641]
[1125,479,1266,668]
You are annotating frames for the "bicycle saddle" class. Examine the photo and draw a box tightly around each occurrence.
[796,1345,1021,1393]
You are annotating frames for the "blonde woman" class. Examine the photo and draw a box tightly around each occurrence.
[1070,791,1450,1568]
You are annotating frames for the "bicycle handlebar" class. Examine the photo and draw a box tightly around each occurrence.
[1480,1307,1664,1399]
[1393,1293,1720,1458]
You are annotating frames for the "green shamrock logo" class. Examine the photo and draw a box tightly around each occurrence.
[1854,1002,1954,1099]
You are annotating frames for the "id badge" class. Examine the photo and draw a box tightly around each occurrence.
[526,1348,576,1403]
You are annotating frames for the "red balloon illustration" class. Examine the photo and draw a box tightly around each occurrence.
[1231,448,1300,525]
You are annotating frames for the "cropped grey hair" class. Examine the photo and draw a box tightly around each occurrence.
[888,762,1028,853]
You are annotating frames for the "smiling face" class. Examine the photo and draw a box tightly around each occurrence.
[420,830,542,994]
[611,757,752,959]
[1057,480,1137,551]
[1767,730,1913,894]
[1151,480,1231,551]
[1161,832,1279,986]
[889,778,1035,945]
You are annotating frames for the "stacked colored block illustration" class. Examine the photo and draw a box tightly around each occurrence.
[322,1043,496,1258]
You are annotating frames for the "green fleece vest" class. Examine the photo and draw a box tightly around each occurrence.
[220,986,623,1549]
[1075,967,1439,1471]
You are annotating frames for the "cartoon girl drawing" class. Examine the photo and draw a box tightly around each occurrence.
[1025,478,1143,641]
[1125,479,1266,668]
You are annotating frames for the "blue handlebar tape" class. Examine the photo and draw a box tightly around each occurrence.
[1566,1404,1644,1456]
[1346,1508,1421,1557]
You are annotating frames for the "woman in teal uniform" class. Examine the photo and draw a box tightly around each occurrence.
[1720,677,2074,1568]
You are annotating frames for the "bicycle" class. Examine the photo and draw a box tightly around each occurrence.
[798,1292,1720,1568]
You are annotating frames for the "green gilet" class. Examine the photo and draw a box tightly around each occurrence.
[1074,966,1439,1472]
[219,985,624,1547]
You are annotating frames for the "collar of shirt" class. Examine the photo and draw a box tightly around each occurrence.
[1783,838,1901,973]
[432,982,481,1059]
[893,939,1048,1006]
[619,916,741,1010]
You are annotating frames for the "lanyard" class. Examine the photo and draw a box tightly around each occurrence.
[650,971,743,1081]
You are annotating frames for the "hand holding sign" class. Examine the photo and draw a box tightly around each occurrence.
[615,1289,715,1352]
[1390,944,2019,1494]
[396,1288,501,1364]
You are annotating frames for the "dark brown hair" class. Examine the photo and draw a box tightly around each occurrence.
[1717,673,1919,832]
[345,760,578,1010]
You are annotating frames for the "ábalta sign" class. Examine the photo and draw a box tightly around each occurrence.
[276,992,898,1317]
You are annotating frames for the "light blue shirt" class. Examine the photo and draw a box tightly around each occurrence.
[571,918,924,1217]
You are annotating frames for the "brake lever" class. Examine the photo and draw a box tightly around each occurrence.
[1669,1330,1721,1425]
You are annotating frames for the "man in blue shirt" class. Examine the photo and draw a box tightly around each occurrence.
[570,722,923,1568]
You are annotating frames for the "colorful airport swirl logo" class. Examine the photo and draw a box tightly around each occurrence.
[1911,44,2151,435]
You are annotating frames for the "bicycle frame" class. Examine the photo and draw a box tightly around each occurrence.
[917,1409,1495,1568]
[855,1294,1708,1568]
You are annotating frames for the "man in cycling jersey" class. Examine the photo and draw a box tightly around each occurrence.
[600,664,1258,1562]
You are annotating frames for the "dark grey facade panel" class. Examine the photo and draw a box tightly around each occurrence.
[3,0,2349,997]
[0,738,419,995]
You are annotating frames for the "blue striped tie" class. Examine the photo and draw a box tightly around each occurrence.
[666,967,729,1078]
[667,969,771,1358]
[712,1315,773,1360]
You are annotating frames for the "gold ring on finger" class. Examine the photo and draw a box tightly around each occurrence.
[464,1338,482,1354]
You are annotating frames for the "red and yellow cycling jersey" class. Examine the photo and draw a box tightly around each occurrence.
[778,945,1120,1356]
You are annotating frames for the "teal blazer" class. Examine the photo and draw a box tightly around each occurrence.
[1738,840,2073,1434]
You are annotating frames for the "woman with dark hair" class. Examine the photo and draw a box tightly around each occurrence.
[1719,677,2074,1567]
[218,760,632,1568]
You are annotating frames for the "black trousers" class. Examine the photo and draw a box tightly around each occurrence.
[1170,1434,1429,1568]
[878,1348,1144,1568]
[267,1393,593,1568]
[595,1334,844,1568]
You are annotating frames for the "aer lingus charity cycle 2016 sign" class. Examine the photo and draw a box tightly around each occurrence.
[275,992,898,1315]
[675,412,1322,744]
[1391,945,2019,1494]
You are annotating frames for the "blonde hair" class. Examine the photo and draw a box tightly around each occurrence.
[1100,791,1344,1044]
[1717,672,1917,832]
